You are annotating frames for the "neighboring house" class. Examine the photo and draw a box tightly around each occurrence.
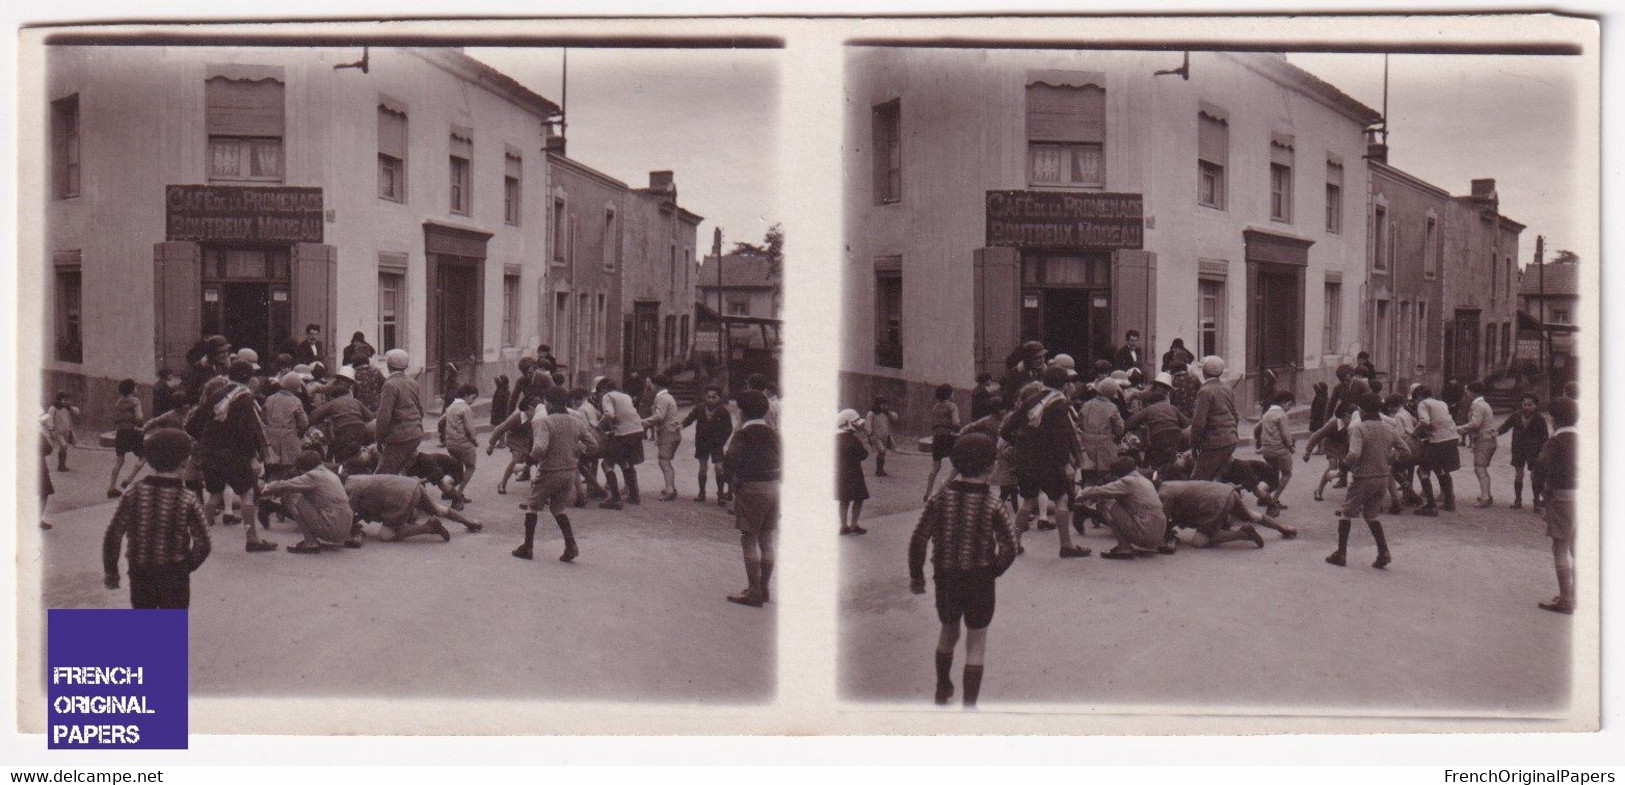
[547,153,627,386]
[1517,258,1580,388]
[1366,153,1449,393]
[1441,179,1523,383]
[698,248,782,320]
[842,48,1379,429]
[622,172,703,377]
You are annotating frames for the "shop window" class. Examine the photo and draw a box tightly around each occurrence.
[378,270,404,351]
[206,75,284,183]
[1027,79,1105,188]
[1196,106,1227,209]
[1322,281,1342,355]
[502,274,520,348]
[504,152,522,226]
[1325,159,1344,234]
[872,100,901,204]
[1198,278,1225,358]
[875,268,903,369]
[55,266,83,363]
[377,102,408,202]
[449,129,472,216]
[52,94,80,199]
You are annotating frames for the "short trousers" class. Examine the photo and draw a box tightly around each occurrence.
[1544,495,1575,541]
[529,469,576,513]
[695,444,725,464]
[128,564,192,610]
[1263,452,1294,476]
[1192,446,1235,482]
[1421,440,1462,473]
[657,431,682,461]
[934,569,997,629]
[200,451,257,496]
[931,433,958,461]
[1339,476,1390,520]
[1473,438,1498,468]
[732,481,779,535]
[1016,464,1072,502]
[606,433,646,467]
[114,427,144,457]
[448,443,478,471]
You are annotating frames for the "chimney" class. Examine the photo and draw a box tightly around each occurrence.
[1470,178,1497,201]
[1363,129,1387,165]
[544,133,566,156]
[649,170,676,195]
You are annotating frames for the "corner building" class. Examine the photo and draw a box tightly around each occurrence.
[842,48,1380,429]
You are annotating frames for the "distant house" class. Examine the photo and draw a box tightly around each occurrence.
[698,249,782,320]
[1517,258,1580,388]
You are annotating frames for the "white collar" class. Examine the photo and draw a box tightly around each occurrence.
[741,418,769,427]
[1266,404,1283,415]
[1552,426,1578,436]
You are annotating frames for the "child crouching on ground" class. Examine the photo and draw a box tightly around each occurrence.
[908,433,1018,709]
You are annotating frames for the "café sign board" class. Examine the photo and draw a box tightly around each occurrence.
[986,190,1144,251]
[166,185,324,243]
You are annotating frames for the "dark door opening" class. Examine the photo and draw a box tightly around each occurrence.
[1041,289,1090,367]
[1020,253,1113,366]
[1255,267,1301,402]
[221,283,271,358]
[632,302,660,374]
[436,262,480,372]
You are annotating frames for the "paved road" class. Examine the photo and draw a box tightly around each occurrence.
[34,415,774,704]
[840,433,1574,713]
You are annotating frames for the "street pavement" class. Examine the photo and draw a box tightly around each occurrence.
[840,430,1575,713]
[35,413,774,704]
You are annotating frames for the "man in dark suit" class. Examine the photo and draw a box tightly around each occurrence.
[1113,330,1144,373]
[293,324,324,366]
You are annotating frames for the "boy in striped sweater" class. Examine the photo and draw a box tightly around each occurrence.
[103,429,211,609]
[908,433,1018,709]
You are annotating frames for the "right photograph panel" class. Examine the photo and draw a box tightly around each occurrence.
[837,45,1592,715]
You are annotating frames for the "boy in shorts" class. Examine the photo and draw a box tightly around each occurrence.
[724,390,781,607]
[1534,397,1578,614]
[342,457,483,543]
[513,388,597,563]
[1155,478,1269,552]
[908,433,1017,708]
[682,385,733,503]
[1074,456,1170,560]
[1327,393,1403,569]
[1458,381,1499,508]
[923,383,962,502]
[642,374,684,502]
[407,452,470,510]
[441,384,480,506]
[107,379,148,498]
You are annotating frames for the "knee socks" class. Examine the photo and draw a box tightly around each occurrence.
[522,512,538,549]
[962,665,985,708]
[555,513,575,546]
[1334,519,1352,554]
[1367,519,1389,554]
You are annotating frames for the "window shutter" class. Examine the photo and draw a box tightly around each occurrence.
[153,242,202,374]
[973,247,1020,377]
[450,127,473,158]
[1197,112,1228,167]
[1027,82,1105,143]
[1112,250,1158,364]
[505,153,522,179]
[205,77,285,137]
[378,104,407,159]
[1270,132,1295,166]
[1326,159,1344,186]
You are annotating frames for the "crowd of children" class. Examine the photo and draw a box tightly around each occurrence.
[62,335,783,613]
[842,340,1582,709]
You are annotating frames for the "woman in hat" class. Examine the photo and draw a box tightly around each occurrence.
[836,409,871,536]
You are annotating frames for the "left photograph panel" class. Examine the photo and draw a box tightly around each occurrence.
[27,40,784,713]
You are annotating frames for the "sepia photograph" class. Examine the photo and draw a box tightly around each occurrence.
[836,41,1598,718]
[24,36,785,715]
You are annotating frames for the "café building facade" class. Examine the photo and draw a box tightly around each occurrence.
[41,46,559,424]
[842,48,1380,428]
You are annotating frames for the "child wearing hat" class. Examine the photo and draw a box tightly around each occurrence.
[262,373,310,487]
[924,384,962,502]
[908,432,1017,709]
[103,429,211,609]
[837,409,870,535]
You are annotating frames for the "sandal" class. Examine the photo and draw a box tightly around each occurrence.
[287,542,324,554]
[246,540,278,553]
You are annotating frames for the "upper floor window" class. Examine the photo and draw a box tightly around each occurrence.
[1423,215,1438,278]
[603,209,617,270]
[377,101,407,202]
[1196,104,1227,210]
[449,127,472,216]
[52,94,81,199]
[1027,76,1105,188]
[503,152,522,226]
[873,100,901,204]
[1325,159,1344,234]
[1269,133,1294,222]
[552,199,567,263]
[1372,205,1388,271]
[206,73,284,183]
